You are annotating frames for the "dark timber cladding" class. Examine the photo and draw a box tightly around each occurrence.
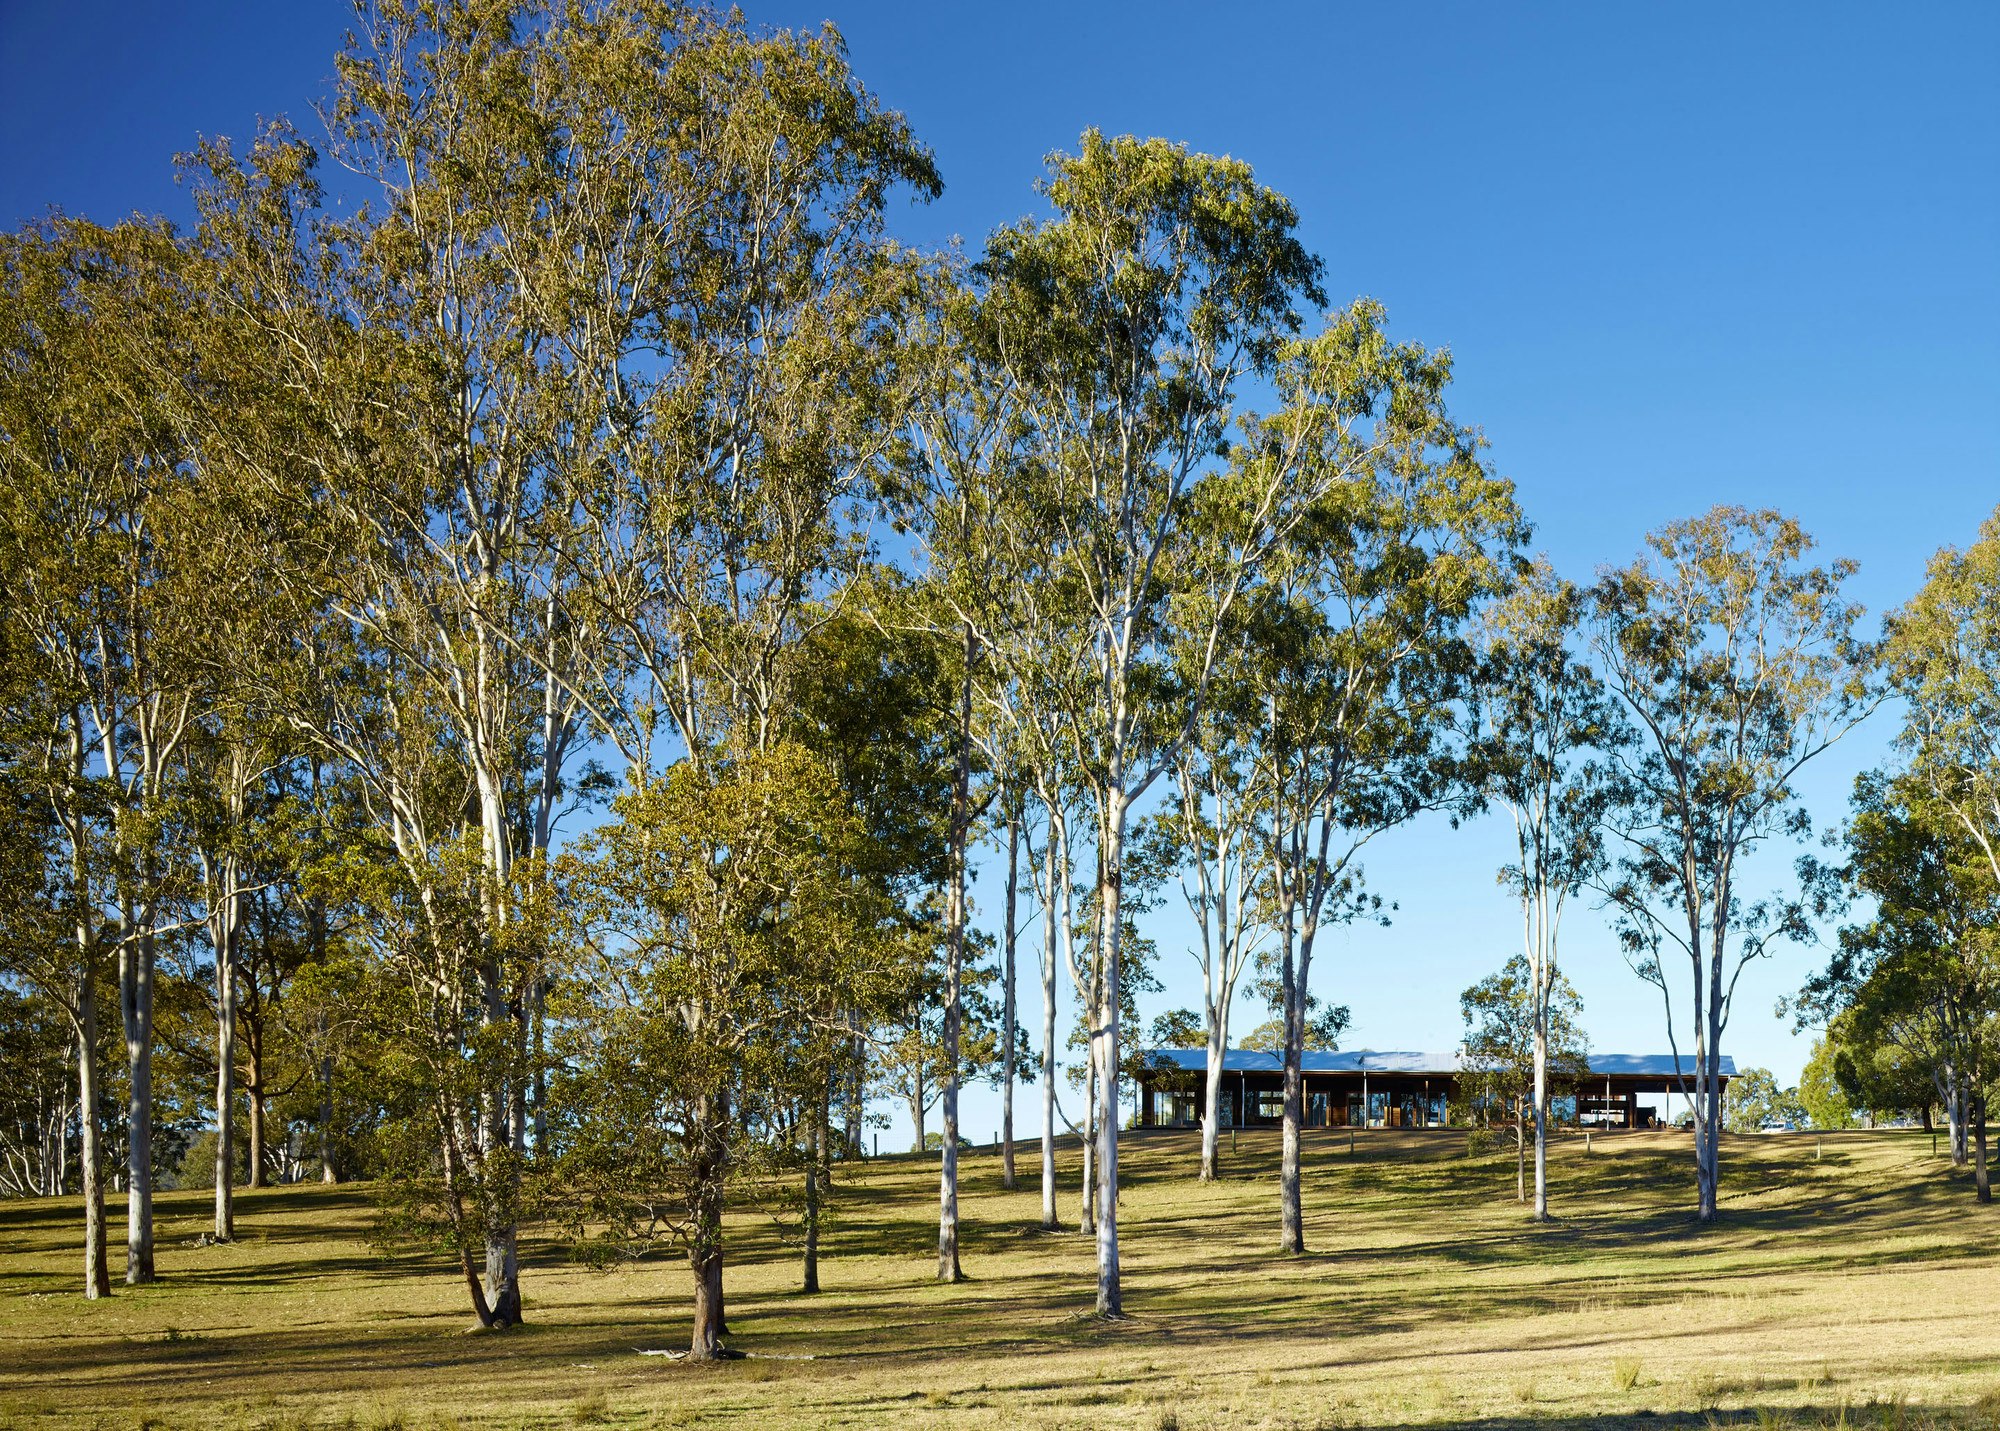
[1135,1049,1738,1130]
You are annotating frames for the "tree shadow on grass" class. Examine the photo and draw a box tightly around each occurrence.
[1324,1403,2000,1431]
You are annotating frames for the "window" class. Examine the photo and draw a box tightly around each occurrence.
[1256,1092,1284,1120]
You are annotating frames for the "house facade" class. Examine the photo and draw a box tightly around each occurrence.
[1135,1048,1736,1131]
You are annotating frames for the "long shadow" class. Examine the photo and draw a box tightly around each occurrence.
[6,1130,1990,1416]
[1320,1405,2000,1431]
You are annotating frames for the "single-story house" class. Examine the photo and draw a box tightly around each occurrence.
[1135,1048,1736,1130]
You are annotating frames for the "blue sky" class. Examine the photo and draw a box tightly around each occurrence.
[4,4,1995,1141]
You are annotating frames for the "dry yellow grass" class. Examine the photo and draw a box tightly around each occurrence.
[2,1128,1997,1430]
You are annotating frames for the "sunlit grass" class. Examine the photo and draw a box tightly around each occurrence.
[1,1128,1996,1428]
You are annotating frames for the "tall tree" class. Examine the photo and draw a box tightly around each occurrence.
[558,743,894,1353]
[1887,507,2000,894]
[179,73,562,1324]
[1023,777,1083,1229]
[1158,637,1274,1180]
[1800,772,2000,1195]
[510,3,937,1350]
[998,795,1023,1192]
[974,131,1324,1316]
[1251,304,1523,1255]
[172,0,943,1326]
[1594,507,1877,1222]
[0,218,205,1288]
[180,721,269,1240]
[1469,560,1619,1219]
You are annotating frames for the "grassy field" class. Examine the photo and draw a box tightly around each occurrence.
[2,1128,1997,1431]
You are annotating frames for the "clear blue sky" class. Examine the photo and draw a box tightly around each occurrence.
[4,4,1995,1139]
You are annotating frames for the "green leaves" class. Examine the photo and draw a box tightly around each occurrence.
[1593,506,1881,974]
[1460,954,1589,1095]
[553,740,901,1253]
[1887,505,2000,890]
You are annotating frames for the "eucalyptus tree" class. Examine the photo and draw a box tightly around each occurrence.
[900,270,1096,1233]
[1459,955,1589,1204]
[0,985,74,1198]
[1887,507,2000,893]
[901,270,1032,1278]
[0,218,209,1288]
[211,759,357,1190]
[1022,762,1086,1229]
[998,795,1024,1190]
[0,631,85,1209]
[395,1,937,1351]
[971,131,1324,1316]
[1800,771,2000,1192]
[557,742,894,1355]
[868,926,1000,1153]
[788,583,956,1190]
[176,89,562,1326]
[0,587,81,1170]
[179,719,270,1240]
[1469,560,1620,1219]
[1158,632,1275,1180]
[174,0,930,1324]
[0,674,109,1293]
[1593,507,1878,1222]
[1249,303,1523,1255]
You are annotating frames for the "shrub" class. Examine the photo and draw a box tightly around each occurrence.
[173,1127,248,1191]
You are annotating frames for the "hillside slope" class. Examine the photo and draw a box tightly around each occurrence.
[2,1129,1996,1429]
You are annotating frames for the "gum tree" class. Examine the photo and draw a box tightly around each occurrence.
[1888,506,2000,892]
[1162,653,1272,1181]
[557,743,891,1354]
[0,219,204,1289]
[1594,507,1878,1222]
[1802,772,2000,1192]
[1252,305,1522,1256]
[974,132,1323,1314]
[1469,559,1620,1219]
[509,4,937,1350]
[1459,954,1589,1203]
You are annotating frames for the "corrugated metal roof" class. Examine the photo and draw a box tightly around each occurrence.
[1141,1048,1735,1078]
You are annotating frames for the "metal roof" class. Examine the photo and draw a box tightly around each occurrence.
[1141,1048,1735,1078]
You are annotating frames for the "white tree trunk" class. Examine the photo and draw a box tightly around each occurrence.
[1039,874,1060,1230]
[1201,1026,1228,1181]
[1092,803,1125,1317]
[1001,808,1019,1192]
[938,630,972,1283]
[120,925,155,1285]
[1531,1021,1548,1221]
[213,890,238,1240]
[78,971,109,1298]
[1080,1054,1096,1237]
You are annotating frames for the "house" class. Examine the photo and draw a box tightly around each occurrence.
[1134,1048,1736,1130]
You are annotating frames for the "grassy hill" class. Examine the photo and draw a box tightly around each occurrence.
[2,1128,1996,1430]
